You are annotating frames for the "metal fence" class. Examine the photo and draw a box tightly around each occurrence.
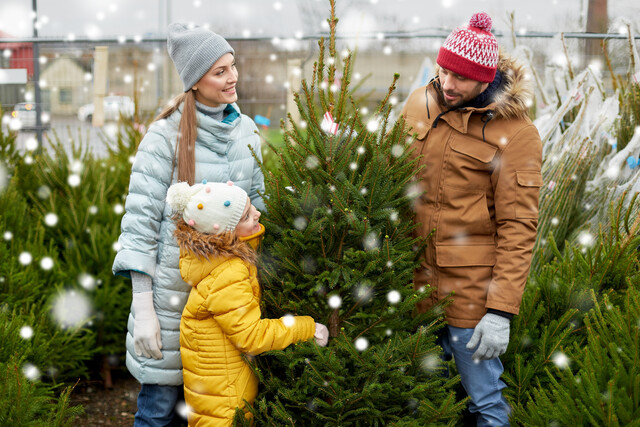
[1,31,638,131]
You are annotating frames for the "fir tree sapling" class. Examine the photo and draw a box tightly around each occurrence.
[246,1,464,425]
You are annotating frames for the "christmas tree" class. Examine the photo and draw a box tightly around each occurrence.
[245,1,465,425]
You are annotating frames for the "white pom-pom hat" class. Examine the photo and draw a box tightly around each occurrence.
[166,180,248,234]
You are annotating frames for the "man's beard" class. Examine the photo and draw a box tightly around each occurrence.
[436,81,486,109]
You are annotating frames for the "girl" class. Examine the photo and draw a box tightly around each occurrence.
[167,180,328,425]
[112,23,265,426]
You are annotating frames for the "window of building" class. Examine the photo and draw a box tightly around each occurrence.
[59,88,72,104]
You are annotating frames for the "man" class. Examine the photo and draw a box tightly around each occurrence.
[400,12,543,426]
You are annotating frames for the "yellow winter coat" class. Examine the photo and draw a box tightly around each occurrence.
[175,220,316,426]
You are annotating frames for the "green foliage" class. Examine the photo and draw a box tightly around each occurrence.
[0,358,84,427]
[508,194,640,424]
[249,1,462,425]
[512,288,640,426]
[0,114,143,421]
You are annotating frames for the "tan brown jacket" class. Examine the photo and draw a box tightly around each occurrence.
[400,54,543,328]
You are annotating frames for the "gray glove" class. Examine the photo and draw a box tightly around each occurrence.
[132,291,163,359]
[466,313,510,361]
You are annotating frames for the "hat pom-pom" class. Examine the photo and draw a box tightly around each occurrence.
[166,182,193,213]
[469,12,492,32]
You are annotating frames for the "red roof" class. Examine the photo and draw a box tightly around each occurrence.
[0,29,34,79]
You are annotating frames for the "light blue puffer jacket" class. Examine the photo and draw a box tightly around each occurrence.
[112,103,265,385]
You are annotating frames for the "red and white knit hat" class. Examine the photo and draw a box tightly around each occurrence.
[436,12,499,83]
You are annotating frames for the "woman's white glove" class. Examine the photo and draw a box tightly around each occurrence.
[466,313,510,361]
[132,291,163,359]
[314,323,329,347]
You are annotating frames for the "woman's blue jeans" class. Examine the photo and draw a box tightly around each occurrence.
[439,325,511,426]
[134,383,185,427]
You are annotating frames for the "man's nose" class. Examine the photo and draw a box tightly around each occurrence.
[441,76,454,91]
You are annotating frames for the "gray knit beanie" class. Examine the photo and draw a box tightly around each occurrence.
[167,23,235,92]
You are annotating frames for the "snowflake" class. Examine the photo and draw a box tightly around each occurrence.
[44,212,58,227]
[354,337,369,351]
[387,290,401,304]
[68,174,81,187]
[421,354,440,372]
[366,118,379,132]
[22,363,41,381]
[20,326,34,339]
[282,314,295,327]
[79,273,96,290]
[328,295,342,309]
[293,216,307,231]
[363,232,380,251]
[578,231,594,247]
[37,185,51,199]
[176,401,192,419]
[552,351,570,370]
[306,155,320,169]
[40,257,54,270]
[51,289,92,330]
[25,137,38,151]
[19,252,33,265]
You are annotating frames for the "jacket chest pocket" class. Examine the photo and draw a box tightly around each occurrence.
[447,136,497,189]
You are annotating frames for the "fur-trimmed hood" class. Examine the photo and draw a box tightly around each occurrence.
[485,53,534,120]
[174,218,265,286]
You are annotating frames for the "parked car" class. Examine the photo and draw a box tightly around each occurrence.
[77,96,135,123]
[3,102,51,131]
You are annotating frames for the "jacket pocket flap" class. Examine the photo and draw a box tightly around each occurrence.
[436,245,496,267]
[404,115,429,140]
[516,171,543,187]
[450,138,497,163]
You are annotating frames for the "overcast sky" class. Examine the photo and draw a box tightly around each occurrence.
[1,0,639,40]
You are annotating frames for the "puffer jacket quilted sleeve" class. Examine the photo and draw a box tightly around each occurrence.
[196,259,315,353]
[112,125,174,278]
[246,120,266,213]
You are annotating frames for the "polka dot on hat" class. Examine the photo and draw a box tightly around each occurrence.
[166,180,248,234]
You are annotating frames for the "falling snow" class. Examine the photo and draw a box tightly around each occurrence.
[44,212,59,227]
[20,325,34,339]
[19,252,33,265]
[293,216,308,231]
[22,363,41,381]
[51,290,92,329]
[282,314,295,327]
[354,337,369,351]
[328,295,342,309]
[40,257,54,270]
[79,273,97,290]
[387,290,401,304]
[552,351,570,370]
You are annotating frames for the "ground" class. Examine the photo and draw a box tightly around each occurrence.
[70,373,139,426]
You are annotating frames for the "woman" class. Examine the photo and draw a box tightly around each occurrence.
[112,23,265,426]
